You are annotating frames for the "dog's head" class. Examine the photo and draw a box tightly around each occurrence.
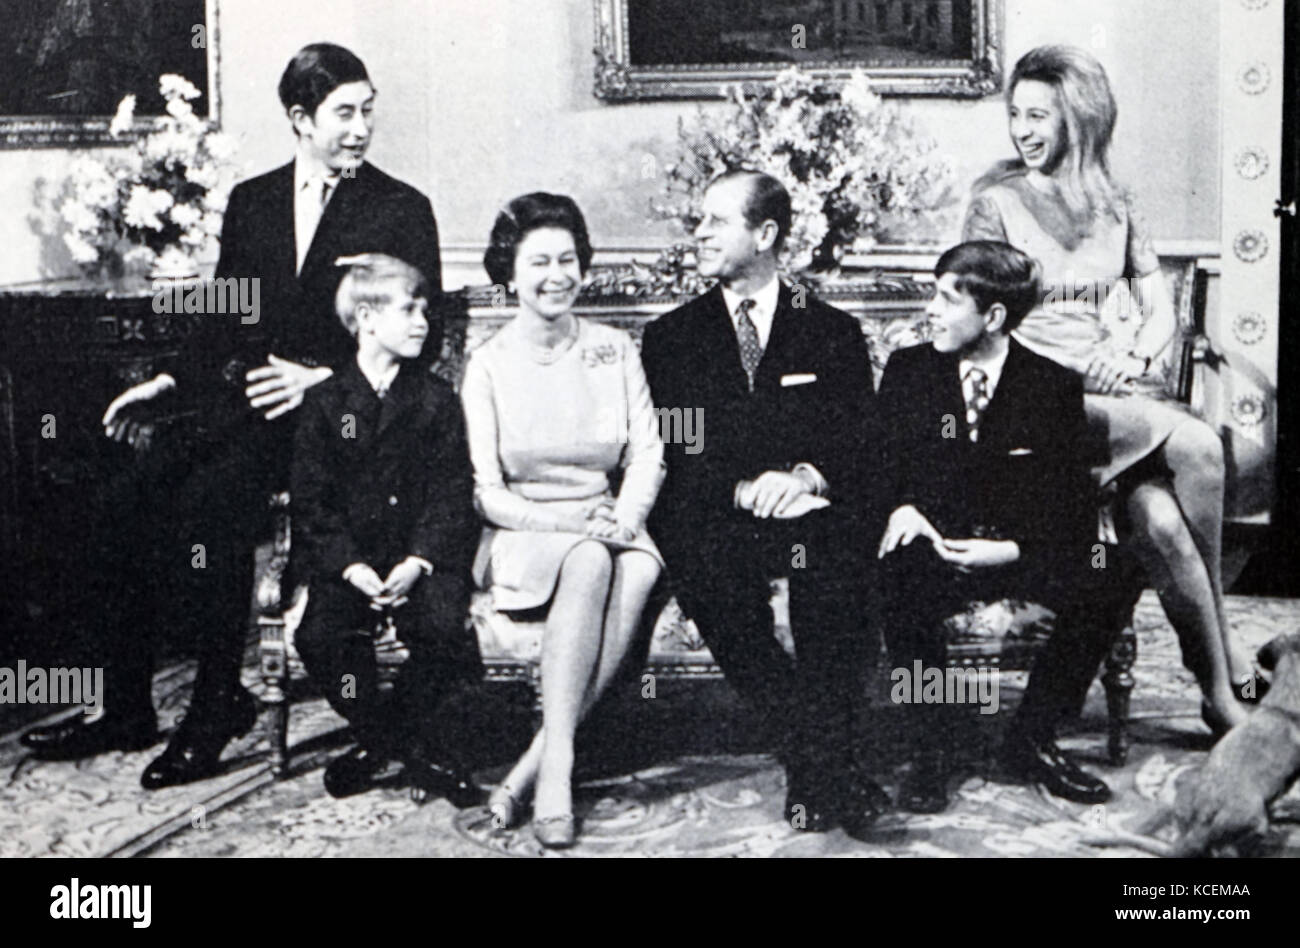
[1257,632,1300,708]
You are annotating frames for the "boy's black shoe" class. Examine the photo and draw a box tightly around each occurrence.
[1000,733,1111,804]
[405,751,483,809]
[784,769,840,832]
[323,745,392,799]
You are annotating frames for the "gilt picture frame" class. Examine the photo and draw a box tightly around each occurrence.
[0,0,221,148]
[594,0,1002,101]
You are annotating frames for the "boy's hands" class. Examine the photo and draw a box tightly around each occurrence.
[878,505,942,558]
[345,564,387,600]
[934,538,1020,572]
[377,559,424,606]
[344,559,426,610]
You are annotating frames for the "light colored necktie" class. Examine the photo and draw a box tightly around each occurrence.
[735,298,763,391]
[963,366,991,442]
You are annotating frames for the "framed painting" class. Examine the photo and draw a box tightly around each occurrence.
[594,0,1002,100]
[0,0,220,148]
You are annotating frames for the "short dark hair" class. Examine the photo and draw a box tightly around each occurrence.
[483,193,594,287]
[278,43,370,119]
[710,170,792,255]
[934,241,1042,332]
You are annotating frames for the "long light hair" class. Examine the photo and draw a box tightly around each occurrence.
[976,45,1124,226]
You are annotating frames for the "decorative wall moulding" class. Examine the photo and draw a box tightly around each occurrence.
[1234,147,1269,180]
[1231,394,1267,429]
[593,0,1003,101]
[1236,62,1271,95]
[1232,230,1269,263]
[0,0,221,149]
[1232,311,1267,346]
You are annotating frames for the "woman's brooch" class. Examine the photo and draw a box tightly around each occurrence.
[581,345,619,367]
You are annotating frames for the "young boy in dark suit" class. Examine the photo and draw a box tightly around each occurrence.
[291,254,482,804]
[877,240,1116,812]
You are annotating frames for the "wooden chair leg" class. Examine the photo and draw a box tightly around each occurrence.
[255,491,293,777]
[259,615,290,776]
[1102,625,1137,765]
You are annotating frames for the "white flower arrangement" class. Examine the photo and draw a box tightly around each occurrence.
[652,67,955,275]
[60,74,239,277]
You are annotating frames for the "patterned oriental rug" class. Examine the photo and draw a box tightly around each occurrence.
[3,592,1299,859]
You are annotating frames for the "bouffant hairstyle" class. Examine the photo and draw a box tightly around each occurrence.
[935,241,1042,333]
[482,193,594,288]
[278,43,371,121]
[976,44,1122,224]
[334,253,430,338]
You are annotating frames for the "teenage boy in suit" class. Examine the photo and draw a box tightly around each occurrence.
[876,240,1116,812]
[641,170,887,839]
[290,254,481,803]
[21,44,445,790]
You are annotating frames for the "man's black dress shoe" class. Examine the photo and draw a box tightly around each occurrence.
[140,688,258,790]
[840,776,893,840]
[899,748,951,814]
[405,752,484,809]
[784,771,839,832]
[21,713,159,760]
[322,745,391,799]
[1001,735,1111,804]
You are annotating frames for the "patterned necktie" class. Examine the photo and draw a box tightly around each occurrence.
[735,298,763,391]
[963,366,991,442]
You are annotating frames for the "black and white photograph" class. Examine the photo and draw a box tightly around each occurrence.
[0,0,1295,911]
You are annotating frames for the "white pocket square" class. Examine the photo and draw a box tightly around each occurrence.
[1008,448,1034,456]
[781,373,817,387]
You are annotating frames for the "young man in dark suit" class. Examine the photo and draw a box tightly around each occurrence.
[21,44,446,789]
[291,254,481,804]
[876,240,1115,811]
[640,171,887,838]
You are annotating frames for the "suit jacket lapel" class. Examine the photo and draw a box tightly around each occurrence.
[299,161,368,286]
[934,348,966,432]
[265,163,297,281]
[701,286,750,394]
[978,340,1029,447]
[756,284,798,388]
[376,365,423,439]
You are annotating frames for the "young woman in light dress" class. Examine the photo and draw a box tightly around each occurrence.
[963,45,1256,734]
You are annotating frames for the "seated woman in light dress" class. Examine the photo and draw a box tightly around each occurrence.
[963,45,1255,734]
[461,193,664,847]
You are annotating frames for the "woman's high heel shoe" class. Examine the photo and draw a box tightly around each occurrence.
[488,784,527,830]
[1233,671,1270,704]
[533,814,577,849]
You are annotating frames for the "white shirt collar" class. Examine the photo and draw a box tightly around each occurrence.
[721,276,781,350]
[294,146,342,197]
[356,355,401,397]
[959,342,1011,402]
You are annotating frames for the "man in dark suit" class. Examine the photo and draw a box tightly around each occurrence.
[291,254,481,804]
[640,170,887,838]
[876,240,1115,811]
[20,44,446,789]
